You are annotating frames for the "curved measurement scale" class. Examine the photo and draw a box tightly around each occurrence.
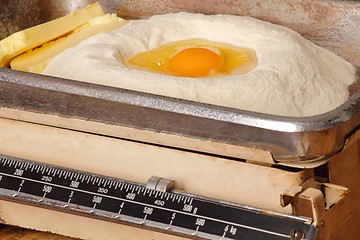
[0,155,318,240]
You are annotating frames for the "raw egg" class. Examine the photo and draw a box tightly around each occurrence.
[125,39,257,78]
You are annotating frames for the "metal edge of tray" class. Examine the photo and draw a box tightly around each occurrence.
[0,68,359,164]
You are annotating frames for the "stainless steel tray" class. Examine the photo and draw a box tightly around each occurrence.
[0,0,359,167]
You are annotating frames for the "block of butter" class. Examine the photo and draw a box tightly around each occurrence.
[11,14,127,73]
[0,2,104,68]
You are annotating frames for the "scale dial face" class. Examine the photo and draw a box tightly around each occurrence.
[0,155,317,240]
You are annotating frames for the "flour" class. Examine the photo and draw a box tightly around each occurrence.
[44,12,356,117]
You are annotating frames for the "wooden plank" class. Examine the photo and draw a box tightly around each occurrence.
[0,224,76,239]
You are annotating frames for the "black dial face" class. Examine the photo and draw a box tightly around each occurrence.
[0,155,317,240]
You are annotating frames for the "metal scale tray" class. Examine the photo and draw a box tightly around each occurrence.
[0,0,359,167]
[0,2,359,239]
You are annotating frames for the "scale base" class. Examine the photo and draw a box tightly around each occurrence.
[0,117,359,240]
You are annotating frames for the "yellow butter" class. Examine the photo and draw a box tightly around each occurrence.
[10,14,127,73]
[0,2,104,68]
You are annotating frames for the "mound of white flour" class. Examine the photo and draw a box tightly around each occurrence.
[44,12,356,117]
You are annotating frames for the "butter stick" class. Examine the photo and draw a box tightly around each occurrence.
[10,14,127,73]
[0,2,104,67]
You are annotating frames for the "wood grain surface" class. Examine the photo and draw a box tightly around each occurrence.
[0,224,77,240]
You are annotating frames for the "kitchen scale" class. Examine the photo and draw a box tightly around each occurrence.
[0,1,359,240]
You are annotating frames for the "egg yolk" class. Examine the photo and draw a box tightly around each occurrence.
[125,39,257,78]
[169,47,224,77]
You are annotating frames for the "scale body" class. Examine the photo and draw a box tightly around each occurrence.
[0,0,360,239]
[0,116,358,240]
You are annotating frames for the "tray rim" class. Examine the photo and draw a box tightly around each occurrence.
[0,68,359,166]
